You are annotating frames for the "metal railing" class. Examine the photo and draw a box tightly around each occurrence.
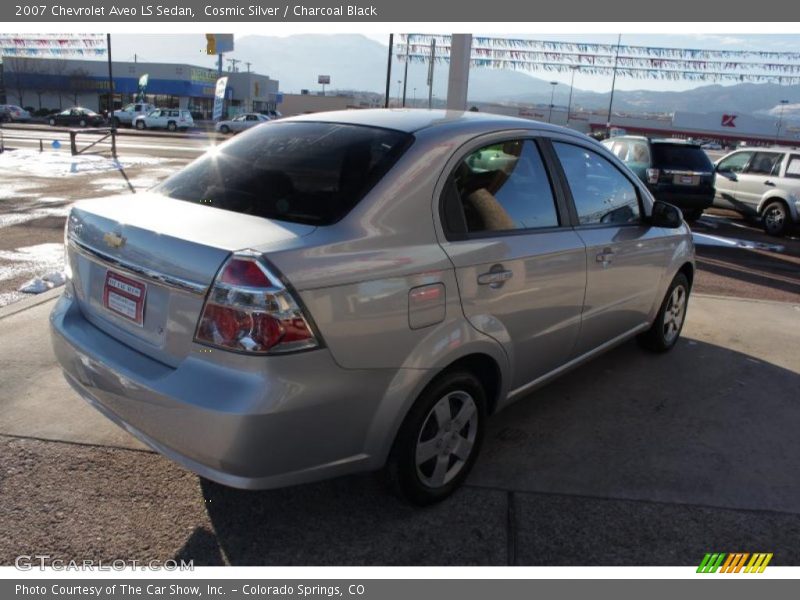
[69,127,117,157]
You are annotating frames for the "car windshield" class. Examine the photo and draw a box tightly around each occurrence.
[651,144,713,171]
[156,121,413,225]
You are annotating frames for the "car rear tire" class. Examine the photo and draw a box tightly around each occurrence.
[385,370,486,505]
[220,125,230,134]
[167,121,177,132]
[762,200,789,237]
[79,119,87,128]
[135,120,145,130]
[48,117,56,126]
[638,272,690,353]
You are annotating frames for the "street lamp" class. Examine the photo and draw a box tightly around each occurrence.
[775,99,789,145]
[566,67,578,126]
[397,80,402,107]
[413,87,417,107]
[547,81,558,123]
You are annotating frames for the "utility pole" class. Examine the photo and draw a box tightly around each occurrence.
[106,33,116,158]
[566,66,578,126]
[547,81,558,123]
[775,99,789,145]
[606,33,622,134]
[402,36,410,107]
[446,34,472,111]
[227,58,240,72]
[427,38,436,109]
[384,34,393,108]
[245,62,252,73]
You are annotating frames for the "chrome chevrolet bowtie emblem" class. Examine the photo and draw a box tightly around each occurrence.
[103,231,126,249]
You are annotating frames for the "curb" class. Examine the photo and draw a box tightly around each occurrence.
[0,287,62,320]
[693,293,800,308]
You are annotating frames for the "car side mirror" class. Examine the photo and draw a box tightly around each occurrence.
[649,201,683,228]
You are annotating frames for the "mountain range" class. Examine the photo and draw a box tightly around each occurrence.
[116,33,800,120]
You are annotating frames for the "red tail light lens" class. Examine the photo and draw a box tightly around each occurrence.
[195,253,318,354]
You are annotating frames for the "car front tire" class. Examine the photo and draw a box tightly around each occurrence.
[638,272,690,353]
[762,200,789,236]
[385,370,486,505]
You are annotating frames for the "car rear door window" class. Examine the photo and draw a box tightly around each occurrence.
[445,139,559,233]
[553,142,641,226]
[651,144,714,172]
[785,155,800,179]
[746,152,783,176]
[157,121,413,226]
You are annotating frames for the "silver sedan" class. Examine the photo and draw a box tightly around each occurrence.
[215,112,270,134]
[51,109,694,504]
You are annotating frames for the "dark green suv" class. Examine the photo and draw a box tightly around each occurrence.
[603,136,715,221]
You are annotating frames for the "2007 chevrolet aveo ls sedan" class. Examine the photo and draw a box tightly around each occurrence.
[51,110,694,504]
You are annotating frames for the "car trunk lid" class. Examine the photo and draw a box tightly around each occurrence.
[66,192,315,367]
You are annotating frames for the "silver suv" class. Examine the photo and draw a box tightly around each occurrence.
[50,110,694,504]
[713,147,800,236]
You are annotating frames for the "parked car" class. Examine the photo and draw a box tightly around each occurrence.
[133,108,194,131]
[215,113,270,134]
[713,147,800,236]
[112,102,157,127]
[51,110,694,505]
[0,104,32,122]
[603,135,715,221]
[701,142,722,150]
[48,107,105,128]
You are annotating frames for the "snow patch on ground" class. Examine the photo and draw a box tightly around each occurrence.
[0,149,163,177]
[0,205,73,229]
[91,176,160,191]
[18,271,65,294]
[0,243,64,282]
[0,182,41,200]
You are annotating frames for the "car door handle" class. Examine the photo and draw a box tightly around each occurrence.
[477,268,513,287]
[764,180,776,186]
[596,249,615,265]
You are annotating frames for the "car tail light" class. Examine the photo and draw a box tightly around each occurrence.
[646,168,660,184]
[195,252,319,354]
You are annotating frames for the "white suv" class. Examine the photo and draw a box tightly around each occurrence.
[133,109,194,132]
[714,147,800,236]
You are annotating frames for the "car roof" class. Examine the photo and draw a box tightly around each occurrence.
[284,108,572,135]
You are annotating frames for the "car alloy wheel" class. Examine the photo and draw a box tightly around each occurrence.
[221,125,230,134]
[415,390,479,489]
[49,118,56,126]
[662,284,687,345]
[136,121,145,130]
[763,202,787,236]
[168,122,177,132]
[79,119,87,127]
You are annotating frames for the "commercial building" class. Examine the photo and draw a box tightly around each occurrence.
[0,56,279,119]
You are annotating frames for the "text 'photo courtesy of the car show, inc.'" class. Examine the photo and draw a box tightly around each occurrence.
[0,0,799,596]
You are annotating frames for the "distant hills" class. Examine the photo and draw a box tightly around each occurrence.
[114,33,800,120]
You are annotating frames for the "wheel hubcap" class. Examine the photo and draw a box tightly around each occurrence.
[662,285,687,344]
[765,207,785,230]
[415,391,478,489]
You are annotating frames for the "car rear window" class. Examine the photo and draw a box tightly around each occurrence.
[156,122,413,225]
[651,144,713,171]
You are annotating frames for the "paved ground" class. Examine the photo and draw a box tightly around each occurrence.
[0,293,798,565]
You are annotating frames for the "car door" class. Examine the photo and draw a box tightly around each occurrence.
[780,154,800,199]
[550,139,672,356]
[713,150,753,210]
[736,151,784,211]
[436,136,587,391]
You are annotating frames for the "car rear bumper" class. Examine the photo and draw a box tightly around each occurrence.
[49,291,397,489]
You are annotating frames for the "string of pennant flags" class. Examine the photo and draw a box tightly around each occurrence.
[398,34,800,85]
[0,34,107,57]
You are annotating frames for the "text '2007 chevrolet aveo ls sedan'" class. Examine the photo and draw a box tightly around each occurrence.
[51,110,694,504]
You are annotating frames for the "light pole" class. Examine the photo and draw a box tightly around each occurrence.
[413,87,417,107]
[775,99,789,145]
[396,80,402,107]
[566,66,578,126]
[547,81,558,123]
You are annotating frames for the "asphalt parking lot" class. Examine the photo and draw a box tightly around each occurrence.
[0,142,799,566]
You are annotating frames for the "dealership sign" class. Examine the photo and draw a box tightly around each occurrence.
[212,76,228,120]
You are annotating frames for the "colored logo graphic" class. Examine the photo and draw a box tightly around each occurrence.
[697,553,773,573]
